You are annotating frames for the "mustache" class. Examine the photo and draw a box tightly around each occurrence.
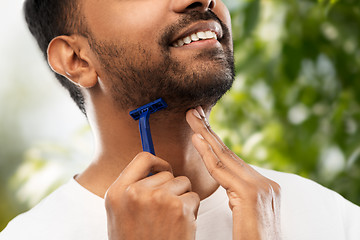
[160,10,230,47]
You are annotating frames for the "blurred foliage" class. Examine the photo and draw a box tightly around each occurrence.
[0,72,41,231]
[0,63,91,230]
[1,0,360,232]
[214,0,360,204]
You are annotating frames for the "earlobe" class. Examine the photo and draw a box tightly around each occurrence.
[47,35,98,88]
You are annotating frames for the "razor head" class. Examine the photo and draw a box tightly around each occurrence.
[129,98,168,120]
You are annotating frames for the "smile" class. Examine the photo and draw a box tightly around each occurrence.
[170,21,223,48]
[173,30,218,47]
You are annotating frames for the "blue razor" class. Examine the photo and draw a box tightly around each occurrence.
[129,98,167,155]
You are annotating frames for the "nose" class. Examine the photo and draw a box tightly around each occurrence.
[171,0,216,13]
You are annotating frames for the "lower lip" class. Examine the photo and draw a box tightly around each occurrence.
[172,39,221,50]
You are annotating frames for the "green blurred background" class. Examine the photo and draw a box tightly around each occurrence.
[1,0,360,231]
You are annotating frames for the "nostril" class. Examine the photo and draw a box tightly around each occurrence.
[208,1,215,9]
[181,0,215,12]
[186,2,203,10]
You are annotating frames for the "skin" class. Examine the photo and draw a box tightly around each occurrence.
[47,0,281,239]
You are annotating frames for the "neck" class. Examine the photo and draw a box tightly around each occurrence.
[76,99,218,200]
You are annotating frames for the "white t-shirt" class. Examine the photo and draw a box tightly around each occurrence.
[1,166,359,240]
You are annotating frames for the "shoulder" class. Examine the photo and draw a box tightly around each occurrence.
[252,165,331,194]
[0,178,107,240]
[252,164,360,212]
[252,165,360,239]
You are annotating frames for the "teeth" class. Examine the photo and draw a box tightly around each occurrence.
[183,36,191,44]
[191,33,199,41]
[178,39,185,47]
[197,31,207,39]
[205,31,214,39]
[174,30,218,47]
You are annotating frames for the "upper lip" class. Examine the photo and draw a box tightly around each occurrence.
[170,20,223,45]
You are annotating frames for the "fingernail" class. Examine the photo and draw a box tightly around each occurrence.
[192,109,202,119]
[203,117,210,127]
[196,106,206,118]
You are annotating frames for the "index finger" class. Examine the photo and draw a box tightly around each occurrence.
[186,107,244,169]
[115,152,173,187]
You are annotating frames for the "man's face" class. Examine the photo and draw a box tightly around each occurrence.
[83,0,234,112]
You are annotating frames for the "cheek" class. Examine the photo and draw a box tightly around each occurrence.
[85,2,167,45]
[214,1,232,35]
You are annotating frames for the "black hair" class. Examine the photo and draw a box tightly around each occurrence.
[23,0,88,115]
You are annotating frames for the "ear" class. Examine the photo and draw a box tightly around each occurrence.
[47,35,98,88]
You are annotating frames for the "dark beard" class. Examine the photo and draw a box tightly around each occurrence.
[87,10,235,113]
